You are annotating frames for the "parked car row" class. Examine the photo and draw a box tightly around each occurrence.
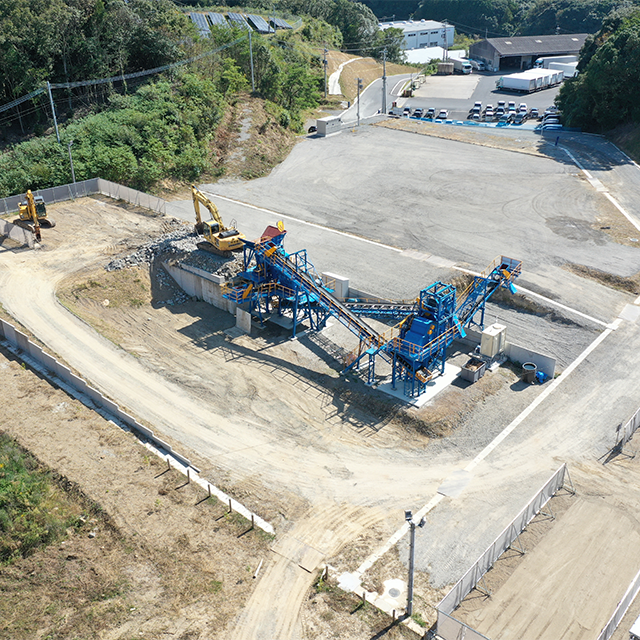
[394,106,450,120]
[391,103,562,127]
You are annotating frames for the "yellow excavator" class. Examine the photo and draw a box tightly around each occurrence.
[17,190,55,242]
[192,185,245,257]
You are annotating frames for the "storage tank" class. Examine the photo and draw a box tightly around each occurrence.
[480,323,507,358]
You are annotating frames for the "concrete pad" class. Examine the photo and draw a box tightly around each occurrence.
[377,578,407,611]
[414,75,480,100]
[337,571,362,592]
[376,362,461,407]
[438,469,472,498]
[619,304,640,323]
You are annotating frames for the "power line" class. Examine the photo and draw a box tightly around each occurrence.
[0,35,249,117]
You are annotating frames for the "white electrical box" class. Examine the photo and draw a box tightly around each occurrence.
[480,323,507,358]
[322,272,349,299]
[317,116,342,137]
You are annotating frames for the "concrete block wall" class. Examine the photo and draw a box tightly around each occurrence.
[163,261,234,313]
[0,218,34,248]
[0,317,194,470]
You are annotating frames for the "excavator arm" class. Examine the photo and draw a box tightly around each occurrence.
[191,185,224,233]
[18,190,42,242]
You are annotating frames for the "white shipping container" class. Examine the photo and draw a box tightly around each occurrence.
[549,61,578,77]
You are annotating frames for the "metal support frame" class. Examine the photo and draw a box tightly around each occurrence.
[225,240,521,399]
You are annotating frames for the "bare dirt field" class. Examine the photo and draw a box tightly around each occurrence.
[0,345,271,640]
[453,459,640,640]
[0,196,558,639]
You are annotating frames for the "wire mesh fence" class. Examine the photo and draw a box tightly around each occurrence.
[436,464,571,640]
[615,406,640,450]
[0,178,166,216]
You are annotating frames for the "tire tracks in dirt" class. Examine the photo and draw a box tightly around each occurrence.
[229,501,386,640]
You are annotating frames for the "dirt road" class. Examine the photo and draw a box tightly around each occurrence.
[4,126,640,638]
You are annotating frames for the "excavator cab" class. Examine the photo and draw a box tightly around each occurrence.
[191,185,245,257]
[18,191,55,228]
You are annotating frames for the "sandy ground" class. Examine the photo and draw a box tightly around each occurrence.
[0,344,272,640]
[454,460,640,640]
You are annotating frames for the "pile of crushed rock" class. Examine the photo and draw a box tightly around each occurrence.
[105,220,196,272]
[105,218,245,278]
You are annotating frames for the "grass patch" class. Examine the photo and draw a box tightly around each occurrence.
[564,263,640,295]
[61,267,152,310]
[411,612,427,627]
[0,433,84,564]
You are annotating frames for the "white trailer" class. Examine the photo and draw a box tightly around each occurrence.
[548,61,579,77]
[534,55,578,68]
[496,73,536,92]
[496,68,564,93]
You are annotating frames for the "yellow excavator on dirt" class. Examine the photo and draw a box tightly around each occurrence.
[17,190,55,242]
[191,185,245,257]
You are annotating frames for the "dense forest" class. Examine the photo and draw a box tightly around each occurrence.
[0,0,360,196]
[355,0,640,38]
[557,7,640,132]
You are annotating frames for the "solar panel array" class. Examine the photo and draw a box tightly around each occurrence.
[189,12,210,36]
[246,14,272,34]
[227,12,250,30]
[207,12,226,27]
[271,17,292,29]
[190,11,292,34]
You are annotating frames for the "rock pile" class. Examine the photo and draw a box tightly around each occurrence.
[105,220,197,272]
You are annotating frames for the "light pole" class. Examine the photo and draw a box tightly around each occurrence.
[67,139,76,184]
[357,78,363,125]
[405,510,425,617]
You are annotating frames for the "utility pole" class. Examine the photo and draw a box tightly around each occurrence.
[249,29,255,93]
[382,48,387,115]
[46,81,60,144]
[323,47,328,99]
[405,510,425,617]
[357,78,363,126]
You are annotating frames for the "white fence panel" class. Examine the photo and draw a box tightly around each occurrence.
[438,464,568,617]
[1,177,165,215]
[0,218,34,247]
[596,566,640,640]
[617,406,640,449]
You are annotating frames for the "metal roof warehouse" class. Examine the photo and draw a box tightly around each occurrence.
[469,34,588,71]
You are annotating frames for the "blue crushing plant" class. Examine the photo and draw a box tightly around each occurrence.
[224,225,521,398]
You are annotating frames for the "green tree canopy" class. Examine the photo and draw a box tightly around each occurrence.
[557,7,640,131]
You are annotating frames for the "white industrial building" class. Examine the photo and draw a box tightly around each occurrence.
[379,19,455,50]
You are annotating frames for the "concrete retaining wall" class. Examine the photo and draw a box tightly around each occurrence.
[163,261,234,313]
[459,328,556,378]
[0,218,34,248]
[0,316,194,470]
[505,342,556,378]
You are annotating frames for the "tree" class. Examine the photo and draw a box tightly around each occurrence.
[557,7,640,131]
[372,27,406,63]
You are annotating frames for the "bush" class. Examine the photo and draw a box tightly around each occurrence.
[0,434,81,564]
